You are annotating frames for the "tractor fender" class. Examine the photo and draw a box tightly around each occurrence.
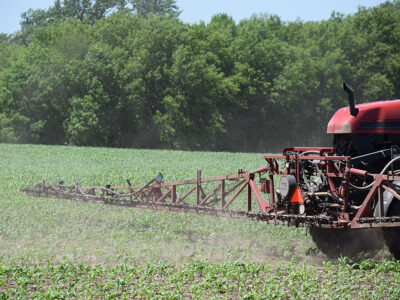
[374,181,400,217]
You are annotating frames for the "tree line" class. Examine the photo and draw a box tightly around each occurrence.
[1,0,400,152]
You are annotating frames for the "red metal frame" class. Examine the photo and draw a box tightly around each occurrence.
[262,147,400,228]
[68,147,400,229]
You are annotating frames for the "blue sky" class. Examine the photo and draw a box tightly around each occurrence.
[0,0,389,34]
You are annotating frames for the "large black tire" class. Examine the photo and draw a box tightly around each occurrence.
[309,227,384,258]
[383,199,400,259]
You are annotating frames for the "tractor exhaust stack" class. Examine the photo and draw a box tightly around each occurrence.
[343,82,359,117]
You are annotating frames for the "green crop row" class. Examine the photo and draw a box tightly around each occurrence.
[1,259,400,299]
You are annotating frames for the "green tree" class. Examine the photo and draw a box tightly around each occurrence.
[228,15,291,151]
[0,113,17,143]
[129,0,180,17]
[64,43,122,146]
[1,44,67,143]
[17,0,126,44]
[111,14,185,148]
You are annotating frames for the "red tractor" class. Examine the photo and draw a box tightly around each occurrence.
[22,83,400,259]
[303,83,400,258]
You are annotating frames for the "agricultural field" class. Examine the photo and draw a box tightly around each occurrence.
[0,143,399,298]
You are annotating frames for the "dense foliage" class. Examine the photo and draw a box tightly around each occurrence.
[1,0,400,151]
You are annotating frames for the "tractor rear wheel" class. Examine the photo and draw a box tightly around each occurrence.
[309,227,384,258]
[383,199,400,259]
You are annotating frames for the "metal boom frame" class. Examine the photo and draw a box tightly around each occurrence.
[21,147,400,229]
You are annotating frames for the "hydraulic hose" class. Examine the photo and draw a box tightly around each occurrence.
[349,156,400,190]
